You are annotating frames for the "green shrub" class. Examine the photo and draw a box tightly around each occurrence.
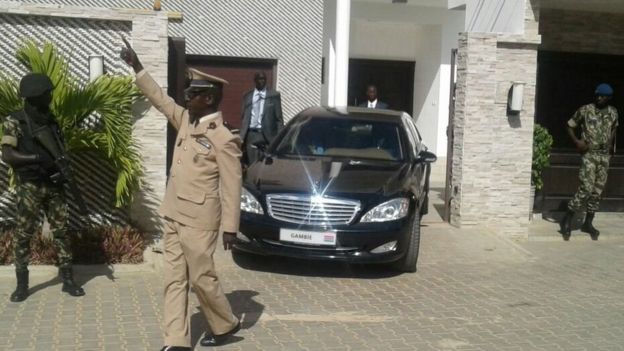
[532,123,553,191]
[0,226,146,265]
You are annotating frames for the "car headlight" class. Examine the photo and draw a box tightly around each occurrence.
[360,198,409,223]
[241,188,264,214]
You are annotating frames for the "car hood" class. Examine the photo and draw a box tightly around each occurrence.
[245,156,408,196]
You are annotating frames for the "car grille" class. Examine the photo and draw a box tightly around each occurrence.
[266,194,361,226]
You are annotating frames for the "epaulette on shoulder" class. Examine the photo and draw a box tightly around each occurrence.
[223,120,240,135]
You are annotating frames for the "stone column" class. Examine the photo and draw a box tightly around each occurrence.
[129,13,169,238]
[450,31,540,239]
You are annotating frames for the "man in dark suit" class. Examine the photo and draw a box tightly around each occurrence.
[359,84,389,109]
[240,72,283,165]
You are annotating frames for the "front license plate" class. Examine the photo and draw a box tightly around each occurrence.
[279,228,337,246]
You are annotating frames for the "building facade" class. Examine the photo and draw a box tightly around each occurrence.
[1,0,622,239]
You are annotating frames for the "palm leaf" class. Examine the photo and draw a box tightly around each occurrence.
[6,40,144,207]
[0,79,21,122]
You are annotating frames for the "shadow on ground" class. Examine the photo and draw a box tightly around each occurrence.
[27,264,115,296]
[190,290,263,347]
[541,210,585,230]
[427,187,446,221]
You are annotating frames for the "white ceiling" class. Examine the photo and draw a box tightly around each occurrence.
[352,0,449,8]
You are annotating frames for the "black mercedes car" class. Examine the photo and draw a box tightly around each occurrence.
[234,106,436,272]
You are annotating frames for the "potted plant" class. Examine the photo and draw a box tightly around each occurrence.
[531,123,553,218]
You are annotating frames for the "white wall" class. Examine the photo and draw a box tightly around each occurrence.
[350,20,419,61]
[322,0,337,106]
[412,25,442,152]
[437,10,465,155]
[347,3,464,157]
[465,0,525,33]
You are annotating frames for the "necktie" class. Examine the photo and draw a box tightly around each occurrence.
[252,93,263,127]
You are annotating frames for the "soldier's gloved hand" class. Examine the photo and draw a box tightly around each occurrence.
[223,232,237,250]
[120,36,143,73]
[575,140,589,153]
[49,171,66,185]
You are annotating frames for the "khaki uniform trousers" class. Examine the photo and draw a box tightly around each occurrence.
[163,219,238,347]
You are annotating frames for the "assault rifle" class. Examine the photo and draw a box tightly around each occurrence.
[31,125,88,215]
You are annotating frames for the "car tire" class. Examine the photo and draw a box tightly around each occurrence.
[392,212,421,273]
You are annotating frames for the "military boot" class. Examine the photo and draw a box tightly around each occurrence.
[10,268,29,302]
[581,212,600,240]
[59,267,85,296]
[560,210,574,241]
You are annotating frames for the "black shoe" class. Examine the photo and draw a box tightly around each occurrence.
[200,320,241,347]
[560,210,574,241]
[159,346,191,351]
[59,267,85,297]
[10,268,29,302]
[581,212,600,240]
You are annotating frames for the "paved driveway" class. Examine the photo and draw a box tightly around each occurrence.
[1,223,623,350]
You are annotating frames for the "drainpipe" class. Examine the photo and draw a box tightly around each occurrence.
[334,0,350,107]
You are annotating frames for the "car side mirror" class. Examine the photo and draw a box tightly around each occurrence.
[415,150,437,164]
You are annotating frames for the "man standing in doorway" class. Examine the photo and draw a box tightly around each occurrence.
[560,83,619,241]
[240,72,283,165]
[121,39,242,350]
[359,84,389,109]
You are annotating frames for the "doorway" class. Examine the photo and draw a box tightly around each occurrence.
[348,59,415,114]
[165,39,278,174]
[443,49,458,222]
[536,50,624,211]
[186,56,277,129]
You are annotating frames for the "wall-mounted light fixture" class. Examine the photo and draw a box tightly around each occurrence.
[88,55,104,82]
[509,81,526,113]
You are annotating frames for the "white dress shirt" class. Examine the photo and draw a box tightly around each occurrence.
[250,89,266,128]
[367,99,378,108]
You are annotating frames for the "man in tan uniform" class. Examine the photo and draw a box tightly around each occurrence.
[121,39,242,350]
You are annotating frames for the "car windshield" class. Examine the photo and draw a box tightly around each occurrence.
[274,116,403,161]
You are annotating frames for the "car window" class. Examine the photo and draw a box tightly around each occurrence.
[401,115,422,154]
[403,115,425,154]
[274,117,404,161]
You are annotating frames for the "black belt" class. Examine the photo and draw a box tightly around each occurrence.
[249,128,262,132]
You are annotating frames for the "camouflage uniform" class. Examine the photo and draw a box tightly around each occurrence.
[1,115,71,270]
[567,103,619,212]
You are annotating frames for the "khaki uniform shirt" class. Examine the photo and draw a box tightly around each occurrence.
[135,70,242,232]
[568,103,619,152]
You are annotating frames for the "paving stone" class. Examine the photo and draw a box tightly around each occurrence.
[2,225,624,350]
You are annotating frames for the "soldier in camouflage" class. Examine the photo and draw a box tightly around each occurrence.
[560,83,619,241]
[0,73,85,302]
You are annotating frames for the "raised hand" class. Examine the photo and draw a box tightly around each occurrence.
[120,36,143,73]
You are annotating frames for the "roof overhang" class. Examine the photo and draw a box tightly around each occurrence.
[447,0,466,10]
